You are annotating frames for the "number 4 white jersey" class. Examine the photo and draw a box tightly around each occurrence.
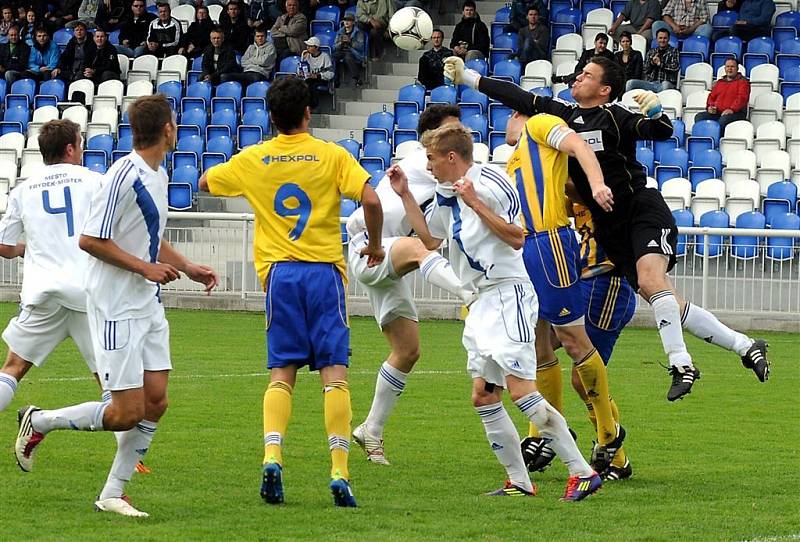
[427,163,530,292]
[82,151,169,321]
[345,145,436,239]
[0,163,103,311]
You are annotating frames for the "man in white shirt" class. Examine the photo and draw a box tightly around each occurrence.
[348,105,470,465]
[389,122,601,501]
[14,95,218,518]
[0,119,102,414]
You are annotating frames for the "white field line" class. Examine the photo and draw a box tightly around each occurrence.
[740,535,800,542]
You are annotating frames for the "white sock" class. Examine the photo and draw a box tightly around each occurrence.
[0,372,18,412]
[650,291,692,367]
[682,303,753,356]
[420,253,465,300]
[515,392,593,477]
[475,402,533,492]
[31,401,107,434]
[364,361,408,437]
[99,420,157,500]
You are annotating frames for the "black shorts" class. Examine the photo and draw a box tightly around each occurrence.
[593,188,677,291]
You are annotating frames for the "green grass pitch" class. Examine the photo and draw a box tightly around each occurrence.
[0,303,797,541]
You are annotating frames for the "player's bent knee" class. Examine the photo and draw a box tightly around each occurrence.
[106,405,145,431]
[145,395,168,421]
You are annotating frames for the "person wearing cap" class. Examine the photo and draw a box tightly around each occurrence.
[299,35,333,109]
[221,27,276,85]
[334,12,365,88]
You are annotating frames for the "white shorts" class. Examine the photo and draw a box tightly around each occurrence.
[463,282,539,387]
[2,300,96,372]
[348,235,418,328]
[88,303,172,391]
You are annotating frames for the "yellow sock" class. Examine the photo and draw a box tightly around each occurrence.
[609,396,628,467]
[324,380,351,480]
[528,358,562,437]
[575,350,617,445]
[263,381,293,465]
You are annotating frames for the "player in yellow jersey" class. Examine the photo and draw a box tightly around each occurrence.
[199,77,385,508]
[501,110,627,477]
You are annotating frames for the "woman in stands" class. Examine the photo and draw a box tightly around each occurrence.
[614,31,643,83]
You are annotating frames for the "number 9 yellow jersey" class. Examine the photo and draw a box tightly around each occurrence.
[205,132,370,289]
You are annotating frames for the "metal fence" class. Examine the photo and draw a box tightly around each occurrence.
[1,213,799,316]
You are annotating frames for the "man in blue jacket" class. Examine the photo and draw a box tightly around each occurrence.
[25,27,59,81]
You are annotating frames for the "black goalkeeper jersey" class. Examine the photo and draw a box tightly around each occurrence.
[478,77,674,226]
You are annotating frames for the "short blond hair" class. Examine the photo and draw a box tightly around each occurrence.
[420,123,473,162]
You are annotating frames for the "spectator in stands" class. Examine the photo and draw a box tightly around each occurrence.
[21,10,37,47]
[0,6,15,44]
[625,27,678,91]
[25,26,59,81]
[298,35,333,109]
[716,0,775,41]
[271,0,307,62]
[417,27,450,90]
[178,5,213,58]
[220,0,251,54]
[325,0,358,21]
[0,24,30,84]
[608,0,660,41]
[356,0,392,61]
[144,2,182,56]
[248,0,280,33]
[554,32,613,84]
[614,31,643,81]
[52,21,96,84]
[221,27,275,84]
[717,0,742,14]
[200,27,240,84]
[116,0,155,57]
[69,0,99,29]
[44,0,81,31]
[94,0,127,31]
[694,57,750,132]
[515,6,549,66]
[84,28,120,85]
[504,0,547,34]
[450,0,490,62]
[334,11,365,87]
[652,0,711,39]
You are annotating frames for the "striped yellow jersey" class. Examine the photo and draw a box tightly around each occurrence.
[573,202,615,278]
[506,113,574,234]
[206,132,369,288]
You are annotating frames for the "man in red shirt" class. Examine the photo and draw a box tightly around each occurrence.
[694,57,750,133]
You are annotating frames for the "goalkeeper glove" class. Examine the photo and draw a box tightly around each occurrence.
[634,90,662,119]
[443,56,480,88]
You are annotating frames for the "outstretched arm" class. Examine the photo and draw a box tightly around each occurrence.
[158,239,219,294]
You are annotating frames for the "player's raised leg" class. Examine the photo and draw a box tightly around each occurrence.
[0,353,31,412]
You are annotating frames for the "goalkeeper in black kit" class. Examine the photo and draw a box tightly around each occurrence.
[443,55,770,401]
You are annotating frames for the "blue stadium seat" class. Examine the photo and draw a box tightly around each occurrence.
[172,150,198,170]
[108,29,120,45]
[168,182,193,210]
[191,56,203,71]
[336,138,361,159]
[368,169,384,187]
[10,79,35,105]
[397,83,425,112]
[53,28,73,47]
[429,85,457,104]
[173,165,200,192]
[367,111,394,137]
[581,0,603,18]
[461,88,489,113]
[494,5,511,23]
[210,109,237,135]
[488,131,506,153]
[636,146,655,176]
[461,114,488,142]
[5,94,29,111]
[688,149,722,189]
[530,86,553,97]
[206,124,231,141]
[396,111,419,130]
[0,121,22,135]
[311,19,335,36]
[731,211,766,260]
[776,37,800,75]
[34,95,57,109]
[492,59,521,83]
[39,79,66,101]
[551,8,581,38]
[466,58,488,77]
[315,4,340,26]
[610,0,627,19]
[459,102,483,119]
[489,103,512,131]
[680,35,710,75]
[653,138,678,162]
[117,134,133,151]
[83,150,107,173]
[655,147,689,186]
[177,134,205,157]
[246,80,270,98]
[696,209,729,259]
[672,119,686,147]
[493,32,518,53]
[276,56,301,77]
[202,152,226,171]
[773,12,800,46]
[340,197,357,217]
[186,81,212,104]
[241,97,266,116]
[763,181,798,225]
[688,119,720,160]
[394,100,419,119]
[360,156,386,172]
[711,36,742,73]
[743,37,775,73]
[181,108,207,132]
[672,208,694,257]
[0,79,8,104]
[780,67,800,102]
[242,109,270,135]
[207,135,234,160]
[766,212,800,261]
[549,0,572,19]
[158,80,183,104]
[237,125,263,148]
[3,107,27,131]
[712,10,739,33]
[363,140,392,168]
[87,134,114,159]
[178,124,201,141]
[393,129,418,148]
[216,80,242,103]
[363,128,389,148]
[489,48,513,70]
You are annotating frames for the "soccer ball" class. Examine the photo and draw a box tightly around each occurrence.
[389,7,434,51]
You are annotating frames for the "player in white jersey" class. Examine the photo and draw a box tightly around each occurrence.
[14,95,219,518]
[0,120,102,414]
[348,105,471,465]
[389,122,601,501]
